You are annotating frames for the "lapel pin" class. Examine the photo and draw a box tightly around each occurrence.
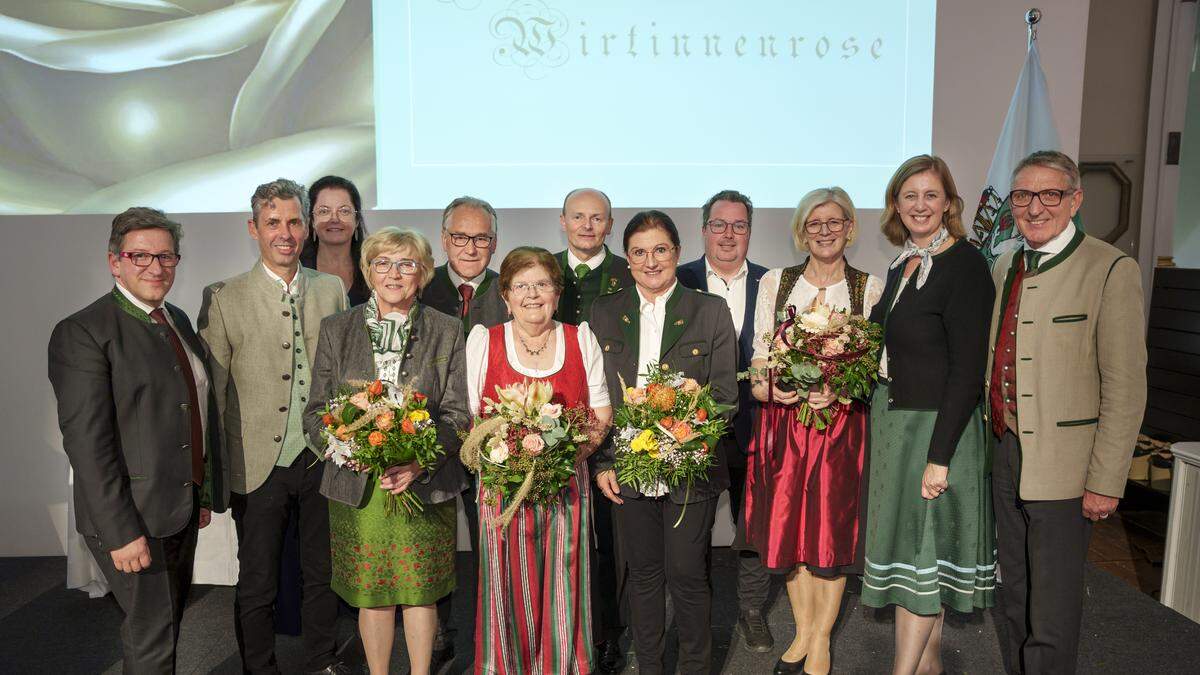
[674,319,684,326]
[622,315,630,324]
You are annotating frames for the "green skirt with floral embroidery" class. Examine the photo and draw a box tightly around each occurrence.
[328,481,457,608]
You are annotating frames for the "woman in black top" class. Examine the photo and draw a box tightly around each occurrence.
[301,175,371,306]
[861,155,996,675]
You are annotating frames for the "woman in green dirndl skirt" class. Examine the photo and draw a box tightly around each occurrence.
[864,156,997,674]
[305,228,470,675]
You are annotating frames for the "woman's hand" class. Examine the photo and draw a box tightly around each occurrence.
[595,470,624,505]
[921,463,949,500]
[806,385,837,411]
[380,461,422,495]
[751,378,801,405]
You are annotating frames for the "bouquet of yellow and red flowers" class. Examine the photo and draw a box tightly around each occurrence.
[613,363,732,525]
[755,303,883,429]
[460,380,595,530]
[319,379,444,516]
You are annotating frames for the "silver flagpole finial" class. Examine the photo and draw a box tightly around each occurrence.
[1026,8,1042,46]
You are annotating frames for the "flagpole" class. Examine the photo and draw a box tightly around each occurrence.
[1026,8,1042,47]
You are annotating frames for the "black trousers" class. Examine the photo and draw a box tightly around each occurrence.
[993,432,1093,675]
[86,491,199,675]
[591,493,627,644]
[614,495,718,675]
[231,450,338,674]
[727,461,771,614]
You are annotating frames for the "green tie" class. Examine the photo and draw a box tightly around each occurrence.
[1024,250,1044,275]
[575,263,590,280]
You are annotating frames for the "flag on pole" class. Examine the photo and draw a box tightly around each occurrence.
[970,40,1062,267]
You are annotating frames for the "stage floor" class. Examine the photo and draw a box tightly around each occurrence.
[2,550,1197,674]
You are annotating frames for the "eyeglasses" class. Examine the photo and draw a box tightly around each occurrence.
[120,251,181,268]
[705,219,750,235]
[803,218,850,234]
[1009,188,1077,208]
[314,206,356,220]
[445,231,495,248]
[628,245,678,263]
[370,258,420,275]
[510,280,555,295]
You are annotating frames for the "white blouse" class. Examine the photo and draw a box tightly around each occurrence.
[465,321,612,414]
[751,268,885,362]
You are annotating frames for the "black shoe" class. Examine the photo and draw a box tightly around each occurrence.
[306,663,353,675]
[772,655,806,675]
[430,641,455,674]
[735,609,775,653]
[596,639,625,674]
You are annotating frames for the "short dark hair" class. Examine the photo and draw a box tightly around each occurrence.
[307,175,368,244]
[622,210,681,252]
[701,189,753,227]
[108,207,182,255]
[251,178,309,226]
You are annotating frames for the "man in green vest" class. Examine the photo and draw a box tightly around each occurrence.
[554,188,634,326]
[552,187,633,673]
[199,179,349,674]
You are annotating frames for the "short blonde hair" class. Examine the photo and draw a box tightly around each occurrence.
[880,155,966,247]
[360,227,436,291]
[790,187,857,251]
[499,247,564,296]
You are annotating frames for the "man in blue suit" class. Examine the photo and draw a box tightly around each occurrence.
[675,189,773,653]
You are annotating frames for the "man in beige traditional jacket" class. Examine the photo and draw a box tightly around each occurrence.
[986,151,1146,675]
[199,179,349,675]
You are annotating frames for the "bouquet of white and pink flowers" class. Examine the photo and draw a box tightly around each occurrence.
[751,303,883,429]
[460,380,595,530]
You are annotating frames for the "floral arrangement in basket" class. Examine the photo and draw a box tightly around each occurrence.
[747,303,884,429]
[612,362,733,526]
[460,380,596,531]
[319,379,444,516]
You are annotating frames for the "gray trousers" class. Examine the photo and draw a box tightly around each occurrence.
[85,494,199,675]
[993,431,1093,675]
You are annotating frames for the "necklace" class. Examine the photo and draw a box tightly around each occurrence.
[516,328,552,356]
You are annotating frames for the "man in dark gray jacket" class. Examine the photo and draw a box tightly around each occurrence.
[49,207,225,674]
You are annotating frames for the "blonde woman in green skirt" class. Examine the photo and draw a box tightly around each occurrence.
[864,156,997,675]
[304,228,470,675]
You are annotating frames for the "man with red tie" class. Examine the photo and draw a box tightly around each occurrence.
[48,207,226,673]
[417,194,506,669]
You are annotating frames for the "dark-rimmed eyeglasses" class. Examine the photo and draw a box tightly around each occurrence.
[445,232,495,248]
[628,245,678,263]
[314,206,356,220]
[705,219,750,235]
[1009,188,1077,208]
[370,258,419,275]
[803,218,850,234]
[120,252,180,268]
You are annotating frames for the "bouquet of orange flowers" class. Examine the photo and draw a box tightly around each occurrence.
[460,380,595,530]
[755,303,883,429]
[319,379,444,516]
[613,363,732,525]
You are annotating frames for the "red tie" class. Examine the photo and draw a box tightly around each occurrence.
[150,308,205,485]
[458,283,474,318]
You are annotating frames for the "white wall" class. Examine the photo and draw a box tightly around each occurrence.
[0,0,1091,556]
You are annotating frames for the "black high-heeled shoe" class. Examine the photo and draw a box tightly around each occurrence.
[772,655,806,674]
